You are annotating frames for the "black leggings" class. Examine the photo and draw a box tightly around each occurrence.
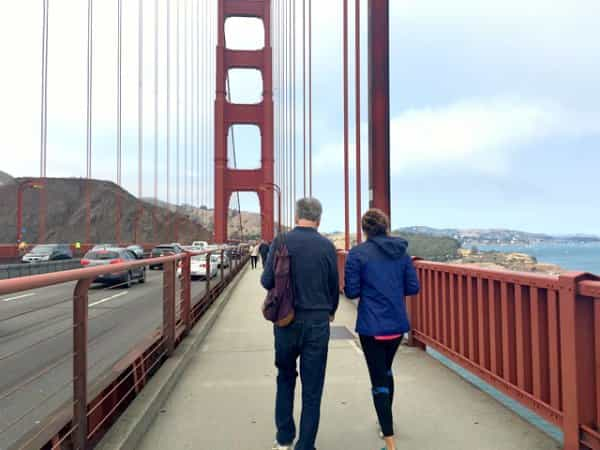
[359,335,402,437]
[251,256,258,268]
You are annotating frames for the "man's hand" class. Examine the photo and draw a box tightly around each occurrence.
[329,315,335,323]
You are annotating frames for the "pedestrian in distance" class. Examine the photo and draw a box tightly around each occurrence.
[344,209,420,450]
[251,243,260,269]
[259,240,270,267]
[261,197,339,450]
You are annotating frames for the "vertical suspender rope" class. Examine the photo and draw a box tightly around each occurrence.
[183,0,188,206]
[39,0,49,243]
[302,0,306,198]
[154,0,159,209]
[355,0,362,243]
[196,0,200,209]
[166,0,171,206]
[40,0,49,179]
[191,0,196,208]
[176,0,180,209]
[308,0,313,197]
[343,0,350,251]
[86,0,94,244]
[116,0,123,243]
[138,0,143,201]
[292,0,297,220]
[287,0,292,227]
[117,0,122,186]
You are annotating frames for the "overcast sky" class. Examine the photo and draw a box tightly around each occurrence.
[1,0,599,235]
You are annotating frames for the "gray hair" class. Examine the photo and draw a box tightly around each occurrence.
[296,197,323,222]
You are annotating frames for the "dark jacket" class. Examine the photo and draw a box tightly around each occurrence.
[344,235,420,336]
[258,242,270,261]
[261,227,339,321]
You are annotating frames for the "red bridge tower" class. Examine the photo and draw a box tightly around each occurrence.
[214,0,275,243]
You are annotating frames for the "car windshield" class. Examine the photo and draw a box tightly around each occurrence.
[30,245,56,254]
[85,251,120,260]
[153,246,174,252]
[191,255,207,262]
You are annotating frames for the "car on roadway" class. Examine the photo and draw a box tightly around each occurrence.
[91,243,119,251]
[22,244,73,263]
[177,254,219,280]
[192,241,208,250]
[149,244,184,270]
[81,248,146,287]
[213,250,230,268]
[126,245,145,259]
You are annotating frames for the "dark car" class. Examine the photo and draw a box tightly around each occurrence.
[81,248,146,287]
[22,244,73,263]
[150,244,184,270]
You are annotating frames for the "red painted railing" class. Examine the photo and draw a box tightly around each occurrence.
[338,251,600,450]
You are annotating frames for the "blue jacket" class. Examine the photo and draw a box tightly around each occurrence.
[344,235,420,336]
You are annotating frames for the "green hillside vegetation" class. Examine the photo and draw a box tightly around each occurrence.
[393,231,461,261]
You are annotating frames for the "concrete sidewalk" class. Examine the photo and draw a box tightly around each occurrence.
[137,268,559,450]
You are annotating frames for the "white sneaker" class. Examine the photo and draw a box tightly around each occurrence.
[272,441,291,450]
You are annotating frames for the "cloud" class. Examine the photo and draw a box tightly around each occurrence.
[315,96,600,175]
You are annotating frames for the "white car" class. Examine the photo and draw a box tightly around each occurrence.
[178,254,219,279]
[192,241,208,250]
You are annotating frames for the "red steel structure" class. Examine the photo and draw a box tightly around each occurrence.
[214,0,275,243]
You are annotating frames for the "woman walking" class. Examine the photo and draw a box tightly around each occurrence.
[344,209,420,450]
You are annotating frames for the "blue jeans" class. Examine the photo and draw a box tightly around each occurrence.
[274,319,330,450]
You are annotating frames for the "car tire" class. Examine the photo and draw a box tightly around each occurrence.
[125,272,132,289]
[139,269,146,284]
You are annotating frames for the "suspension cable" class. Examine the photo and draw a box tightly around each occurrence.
[190,0,196,208]
[309,0,313,197]
[355,0,362,243]
[154,0,159,208]
[138,0,143,199]
[117,0,122,186]
[183,0,188,206]
[176,0,180,208]
[302,0,306,198]
[343,0,350,251]
[292,0,297,221]
[166,0,171,205]
[196,0,200,209]
[86,0,93,179]
[40,0,49,178]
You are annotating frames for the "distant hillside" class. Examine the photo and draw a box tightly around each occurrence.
[143,199,264,240]
[399,226,600,245]
[328,231,461,262]
[0,177,211,244]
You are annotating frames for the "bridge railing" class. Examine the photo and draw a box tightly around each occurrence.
[337,250,600,450]
[0,246,249,450]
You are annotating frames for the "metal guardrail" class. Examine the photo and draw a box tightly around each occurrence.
[0,260,82,280]
[337,251,600,450]
[0,246,250,450]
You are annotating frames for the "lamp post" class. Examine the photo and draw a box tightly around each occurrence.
[17,179,46,244]
[260,182,282,235]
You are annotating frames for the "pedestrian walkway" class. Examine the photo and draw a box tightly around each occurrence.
[137,268,559,450]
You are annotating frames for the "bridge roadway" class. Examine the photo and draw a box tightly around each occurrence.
[134,269,560,450]
[0,267,231,450]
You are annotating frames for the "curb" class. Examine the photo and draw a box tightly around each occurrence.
[96,263,250,450]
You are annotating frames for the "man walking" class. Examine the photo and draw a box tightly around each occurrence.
[259,240,270,267]
[261,198,339,450]
[250,243,260,269]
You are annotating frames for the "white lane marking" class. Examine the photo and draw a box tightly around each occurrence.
[2,293,36,302]
[89,291,128,307]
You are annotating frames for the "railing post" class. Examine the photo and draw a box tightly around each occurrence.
[181,255,192,334]
[220,249,225,284]
[205,252,211,302]
[163,259,176,356]
[559,272,597,450]
[73,278,92,450]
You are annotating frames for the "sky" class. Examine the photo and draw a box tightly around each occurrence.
[1,0,599,235]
